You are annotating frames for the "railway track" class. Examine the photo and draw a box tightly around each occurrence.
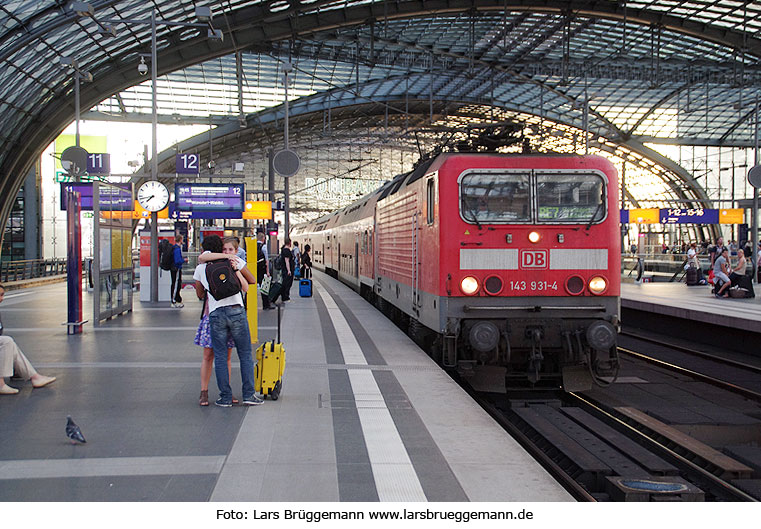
[618,331,761,402]
[471,388,759,501]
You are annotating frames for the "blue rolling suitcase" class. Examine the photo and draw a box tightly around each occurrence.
[299,279,312,297]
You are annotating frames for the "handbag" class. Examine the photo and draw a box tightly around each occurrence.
[259,274,272,295]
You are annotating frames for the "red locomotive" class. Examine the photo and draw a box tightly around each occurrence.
[292,152,621,391]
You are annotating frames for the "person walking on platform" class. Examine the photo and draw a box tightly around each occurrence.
[0,284,56,395]
[292,241,301,276]
[193,235,262,408]
[301,244,312,279]
[257,232,274,310]
[271,238,294,303]
[170,235,185,308]
[713,247,732,298]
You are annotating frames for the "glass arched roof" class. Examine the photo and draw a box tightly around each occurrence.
[2,0,761,233]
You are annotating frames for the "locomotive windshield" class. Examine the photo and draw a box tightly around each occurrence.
[460,172,530,223]
[459,170,607,224]
[536,173,605,223]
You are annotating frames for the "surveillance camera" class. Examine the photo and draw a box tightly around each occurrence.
[137,57,148,76]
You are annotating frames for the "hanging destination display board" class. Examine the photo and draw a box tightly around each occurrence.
[60,182,132,211]
[175,183,244,211]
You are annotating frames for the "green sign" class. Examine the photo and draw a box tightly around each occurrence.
[55,170,106,183]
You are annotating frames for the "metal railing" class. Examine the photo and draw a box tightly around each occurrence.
[0,258,68,283]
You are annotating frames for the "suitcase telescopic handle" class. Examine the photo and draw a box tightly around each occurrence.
[277,303,281,343]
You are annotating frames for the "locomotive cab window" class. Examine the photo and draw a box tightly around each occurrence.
[460,171,530,223]
[536,173,606,224]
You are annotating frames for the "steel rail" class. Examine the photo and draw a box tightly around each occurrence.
[621,330,761,375]
[617,346,761,403]
[569,392,758,502]
[470,393,596,502]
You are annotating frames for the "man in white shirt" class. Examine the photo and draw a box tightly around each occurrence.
[193,235,262,407]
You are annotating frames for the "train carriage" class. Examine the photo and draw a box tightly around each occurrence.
[292,152,621,392]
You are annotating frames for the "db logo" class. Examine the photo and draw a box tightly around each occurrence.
[520,249,548,269]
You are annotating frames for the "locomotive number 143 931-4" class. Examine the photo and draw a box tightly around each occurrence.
[509,280,558,291]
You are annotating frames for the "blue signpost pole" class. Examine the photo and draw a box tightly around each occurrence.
[66,191,83,335]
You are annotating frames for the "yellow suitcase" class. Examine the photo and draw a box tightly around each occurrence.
[255,340,285,399]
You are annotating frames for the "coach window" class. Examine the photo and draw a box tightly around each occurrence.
[426,178,435,225]
[536,173,605,223]
[460,171,530,223]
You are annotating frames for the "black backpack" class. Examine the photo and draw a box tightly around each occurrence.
[273,253,284,270]
[205,258,241,300]
[159,239,174,270]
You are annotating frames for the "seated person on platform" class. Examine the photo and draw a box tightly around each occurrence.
[730,249,747,287]
[0,284,56,395]
[713,248,731,298]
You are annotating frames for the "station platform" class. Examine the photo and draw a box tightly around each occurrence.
[621,282,761,334]
[0,272,571,502]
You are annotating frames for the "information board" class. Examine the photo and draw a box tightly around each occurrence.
[60,182,132,211]
[621,208,744,225]
[659,208,719,224]
[175,183,244,211]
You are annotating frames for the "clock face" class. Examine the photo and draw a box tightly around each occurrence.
[137,181,169,212]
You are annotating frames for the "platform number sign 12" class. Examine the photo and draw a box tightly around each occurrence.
[176,153,200,174]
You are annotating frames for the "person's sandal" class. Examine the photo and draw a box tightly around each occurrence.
[199,390,209,406]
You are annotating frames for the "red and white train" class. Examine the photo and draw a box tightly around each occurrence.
[292,152,621,391]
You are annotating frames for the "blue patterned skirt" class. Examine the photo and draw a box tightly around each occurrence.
[194,315,236,349]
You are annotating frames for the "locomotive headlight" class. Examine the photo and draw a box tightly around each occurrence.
[460,276,479,295]
[588,276,608,294]
[528,231,541,243]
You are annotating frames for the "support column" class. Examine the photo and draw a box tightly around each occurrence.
[23,161,41,260]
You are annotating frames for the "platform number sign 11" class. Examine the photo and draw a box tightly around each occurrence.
[87,153,110,175]
[176,153,200,174]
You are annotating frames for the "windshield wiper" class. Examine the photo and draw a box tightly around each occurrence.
[585,202,604,231]
[465,206,483,230]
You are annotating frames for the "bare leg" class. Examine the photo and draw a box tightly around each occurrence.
[201,347,214,391]
[200,347,213,406]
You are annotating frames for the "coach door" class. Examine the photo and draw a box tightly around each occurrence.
[412,212,419,316]
[355,236,359,278]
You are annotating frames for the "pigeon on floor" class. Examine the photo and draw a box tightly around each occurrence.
[66,416,86,444]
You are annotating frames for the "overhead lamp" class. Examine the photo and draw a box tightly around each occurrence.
[60,57,79,69]
[208,28,224,41]
[72,2,94,17]
[60,57,93,82]
[195,6,212,22]
[97,24,117,38]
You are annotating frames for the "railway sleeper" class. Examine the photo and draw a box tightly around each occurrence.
[511,405,702,500]
[614,407,754,481]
